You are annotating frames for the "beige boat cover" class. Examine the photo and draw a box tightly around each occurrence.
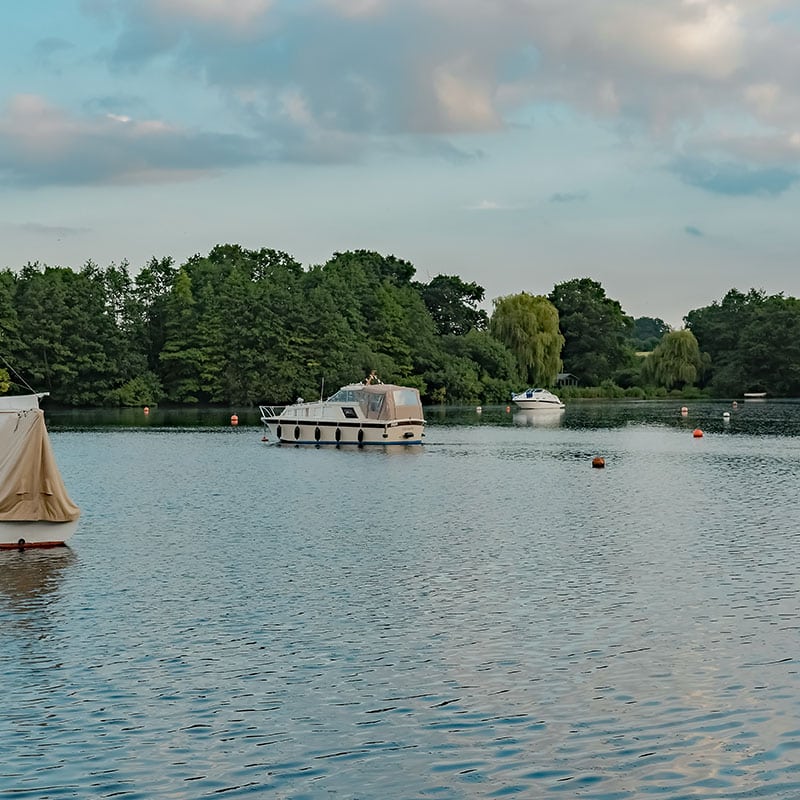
[361,383,424,421]
[0,408,80,522]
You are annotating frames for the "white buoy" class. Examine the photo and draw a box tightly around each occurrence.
[476,406,482,413]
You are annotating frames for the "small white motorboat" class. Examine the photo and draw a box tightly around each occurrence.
[260,374,425,446]
[0,393,80,549]
[511,387,565,410]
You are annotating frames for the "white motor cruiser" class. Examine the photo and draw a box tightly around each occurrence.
[260,374,425,446]
[510,387,565,410]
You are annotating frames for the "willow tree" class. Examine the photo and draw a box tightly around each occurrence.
[489,293,563,386]
[642,329,706,389]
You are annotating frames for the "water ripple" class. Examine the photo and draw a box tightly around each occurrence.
[1,421,799,797]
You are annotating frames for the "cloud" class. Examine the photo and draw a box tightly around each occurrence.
[20,0,800,184]
[550,192,587,203]
[670,156,799,196]
[32,37,75,72]
[4,222,90,238]
[0,94,265,187]
[466,199,524,211]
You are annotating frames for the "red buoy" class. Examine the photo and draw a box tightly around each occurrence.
[143,406,150,415]
[231,414,239,426]
[693,428,703,438]
[592,457,605,468]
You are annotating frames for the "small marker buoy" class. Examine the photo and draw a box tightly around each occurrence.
[732,401,738,408]
[693,428,703,438]
[506,406,510,413]
[592,457,605,468]
[723,411,731,418]
[231,414,239,426]
[680,406,688,414]
[143,406,150,415]
[476,406,482,413]
[261,436,268,442]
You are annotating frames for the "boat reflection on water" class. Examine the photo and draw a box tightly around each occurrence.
[513,408,565,428]
[0,547,76,606]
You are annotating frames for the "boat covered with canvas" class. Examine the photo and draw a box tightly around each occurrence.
[0,393,80,549]
[511,387,565,410]
[260,374,425,446]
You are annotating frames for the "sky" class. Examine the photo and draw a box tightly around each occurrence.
[2,1,800,328]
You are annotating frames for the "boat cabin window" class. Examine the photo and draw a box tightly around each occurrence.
[393,388,419,407]
[368,394,384,415]
[341,407,358,418]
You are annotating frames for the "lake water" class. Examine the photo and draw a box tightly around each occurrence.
[1,399,799,799]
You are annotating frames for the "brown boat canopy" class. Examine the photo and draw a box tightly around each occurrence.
[359,383,424,421]
[0,408,80,522]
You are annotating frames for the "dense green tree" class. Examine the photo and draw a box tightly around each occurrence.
[641,330,706,389]
[684,289,766,395]
[416,274,489,335]
[549,278,634,386]
[159,268,205,402]
[0,271,22,381]
[132,256,178,375]
[15,243,800,406]
[632,316,670,351]
[489,293,563,387]
[736,295,800,396]
[437,329,519,402]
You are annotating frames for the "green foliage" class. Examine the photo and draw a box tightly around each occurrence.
[684,288,800,396]
[416,274,489,335]
[632,316,671,351]
[641,329,705,390]
[489,293,563,386]
[549,278,635,385]
[106,372,163,406]
[4,247,800,407]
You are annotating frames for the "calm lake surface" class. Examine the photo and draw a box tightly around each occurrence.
[1,399,799,799]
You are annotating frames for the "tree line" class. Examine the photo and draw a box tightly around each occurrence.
[0,245,793,405]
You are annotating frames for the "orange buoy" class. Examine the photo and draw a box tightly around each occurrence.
[693,428,703,438]
[143,406,150,415]
[231,414,239,426]
[506,406,511,413]
[592,457,605,468]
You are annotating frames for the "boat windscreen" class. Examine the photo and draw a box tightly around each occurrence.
[328,388,364,403]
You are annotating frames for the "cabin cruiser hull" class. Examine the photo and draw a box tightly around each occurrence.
[260,414,424,446]
[0,519,79,550]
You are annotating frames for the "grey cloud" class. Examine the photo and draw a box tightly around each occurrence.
[670,157,798,196]
[64,1,800,176]
[8,222,89,237]
[550,192,586,203]
[0,111,267,188]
